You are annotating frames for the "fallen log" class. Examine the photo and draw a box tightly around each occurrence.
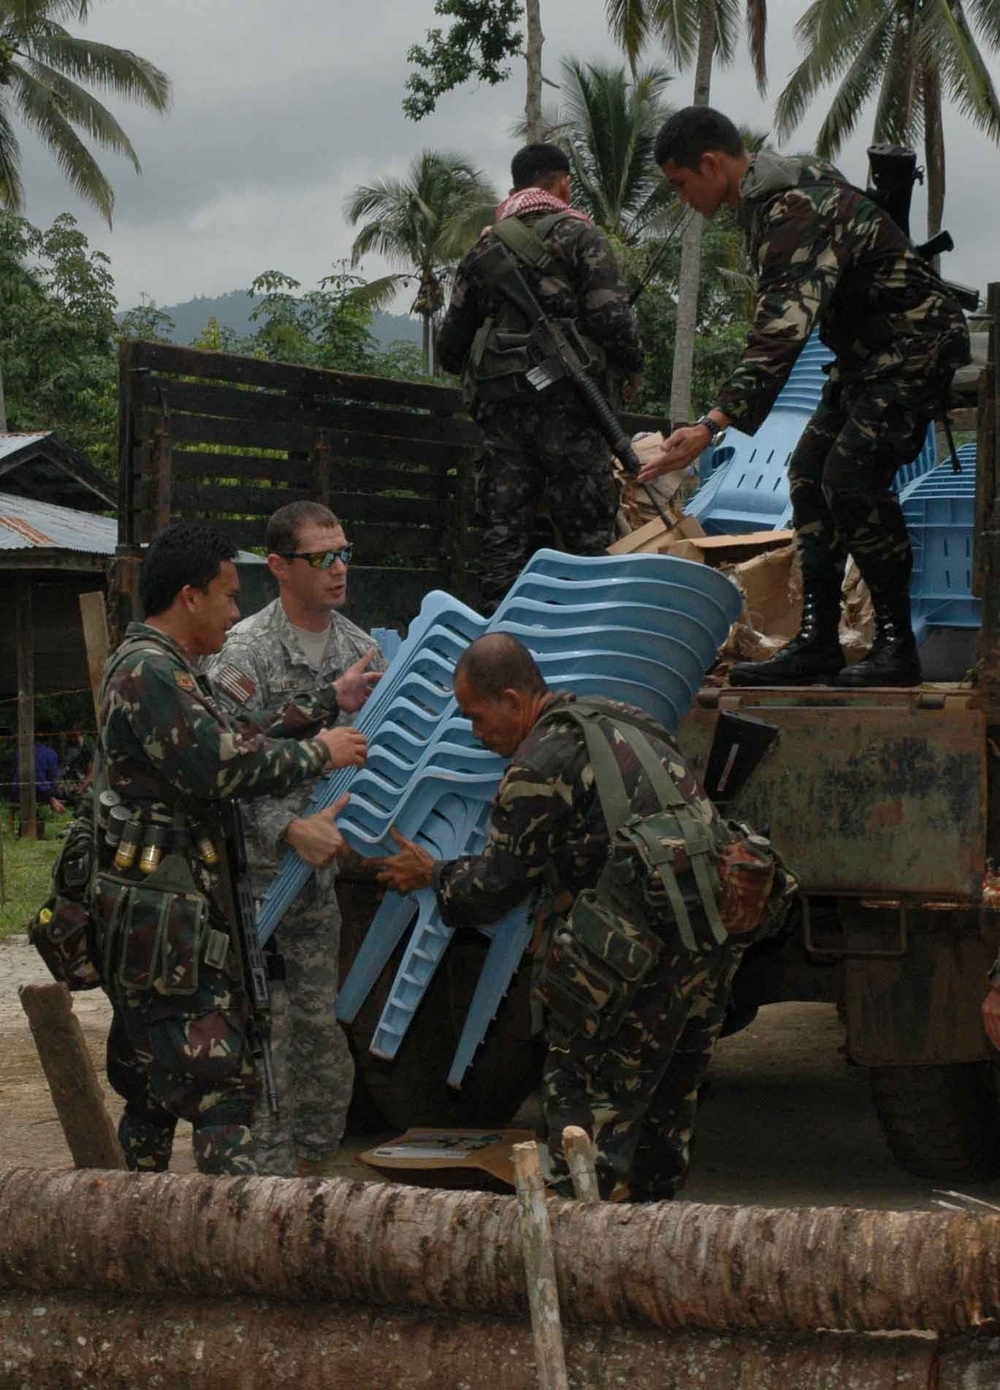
[0,1168,998,1336]
[0,1292,945,1390]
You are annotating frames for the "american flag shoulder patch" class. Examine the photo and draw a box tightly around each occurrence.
[213,664,257,705]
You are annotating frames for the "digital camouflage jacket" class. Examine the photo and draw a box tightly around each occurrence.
[716,152,970,434]
[208,599,385,896]
[433,693,715,930]
[436,211,643,389]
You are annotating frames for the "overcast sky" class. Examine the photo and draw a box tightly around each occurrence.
[15,0,1000,314]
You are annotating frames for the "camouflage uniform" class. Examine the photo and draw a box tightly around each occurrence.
[96,621,335,1175]
[437,213,643,608]
[433,692,747,1199]
[208,599,386,1174]
[716,152,969,592]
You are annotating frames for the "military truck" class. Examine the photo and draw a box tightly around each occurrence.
[116,306,1000,1181]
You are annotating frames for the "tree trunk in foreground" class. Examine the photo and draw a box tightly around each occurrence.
[0,1291,950,1390]
[1,1168,1000,1334]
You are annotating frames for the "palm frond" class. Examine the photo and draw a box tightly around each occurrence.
[0,100,25,209]
[967,0,1000,52]
[19,25,171,109]
[814,18,892,156]
[340,273,409,314]
[23,58,141,167]
[924,0,1000,141]
[745,0,768,92]
[605,0,656,69]
[10,60,114,220]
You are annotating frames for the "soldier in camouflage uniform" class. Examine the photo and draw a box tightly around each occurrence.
[208,501,385,1176]
[96,523,365,1175]
[378,634,788,1200]
[437,143,644,612]
[640,107,970,688]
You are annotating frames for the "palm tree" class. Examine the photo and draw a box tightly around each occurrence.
[605,0,768,422]
[0,0,170,223]
[774,0,1000,240]
[345,151,498,375]
[552,57,676,242]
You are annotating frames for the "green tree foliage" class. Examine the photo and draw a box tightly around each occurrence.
[775,0,1000,238]
[0,208,117,470]
[189,268,426,381]
[118,295,174,342]
[403,0,524,121]
[346,151,498,373]
[0,0,171,224]
[548,57,676,241]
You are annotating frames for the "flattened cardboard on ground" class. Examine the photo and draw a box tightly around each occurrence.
[607,512,706,556]
[665,529,795,566]
[359,1128,537,1189]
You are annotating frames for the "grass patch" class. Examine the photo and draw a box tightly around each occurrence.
[0,813,69,937]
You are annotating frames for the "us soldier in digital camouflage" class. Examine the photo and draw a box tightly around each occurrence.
[94,522,365,1176]
[436,142,644,613]
[208,500,385,1177]
[377,633,792,1201]
[639,107,970,688]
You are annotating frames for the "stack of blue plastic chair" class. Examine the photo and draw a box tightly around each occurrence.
[900,444,980,643]
[688,333,938,533]
[256,548,741,1086]
[370,626,403,664]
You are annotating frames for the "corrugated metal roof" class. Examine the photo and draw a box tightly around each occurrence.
[0,490,116,552]
[0,490,264,562]
[0,432,52,462]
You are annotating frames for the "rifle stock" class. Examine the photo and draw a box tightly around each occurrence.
[219,799,279,1115]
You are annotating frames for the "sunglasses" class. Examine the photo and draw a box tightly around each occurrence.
[280,545,353,569]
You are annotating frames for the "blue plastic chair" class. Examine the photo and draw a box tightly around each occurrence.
[901,445,980,643]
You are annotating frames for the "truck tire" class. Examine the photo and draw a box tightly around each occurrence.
[337,878,543,1131]
[869,1062,1000,1182]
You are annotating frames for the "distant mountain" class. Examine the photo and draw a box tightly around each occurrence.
[120,289,423,350]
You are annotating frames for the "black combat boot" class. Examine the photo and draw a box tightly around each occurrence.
[836,588,921,687]
[729,583,844,687]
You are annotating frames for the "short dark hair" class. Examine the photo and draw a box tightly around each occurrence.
[510,142,571,192]
[266,500,342,555]
[455,633,548,700]
[140,522,238,618]
[654,107,746,170]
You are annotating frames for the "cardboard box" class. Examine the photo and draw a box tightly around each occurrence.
[731,543,800,639]
[607,511,706,556]
[663,529,795,567]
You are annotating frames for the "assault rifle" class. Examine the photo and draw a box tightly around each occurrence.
[474,239,675,529]
[219,798,279,1114]
[867,144,979,312]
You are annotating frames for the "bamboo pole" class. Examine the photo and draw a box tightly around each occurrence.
[18,984,125,1170]
[1,1169,1000,1334]
[562,1127,600,1203]
[78,592,110,725]
[512,1141,568,1390]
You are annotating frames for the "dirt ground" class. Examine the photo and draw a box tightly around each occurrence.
[5,932,1000,1210]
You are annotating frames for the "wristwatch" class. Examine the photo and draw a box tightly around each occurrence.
[694,414,725,442]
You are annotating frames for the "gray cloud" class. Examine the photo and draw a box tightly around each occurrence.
[14,0,1000,310]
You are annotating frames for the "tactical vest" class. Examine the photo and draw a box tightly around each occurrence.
[464,213,606,405]
[532,698,793,1043]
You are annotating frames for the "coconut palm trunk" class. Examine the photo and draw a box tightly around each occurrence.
[923,65,945,240]
[669,0,715,424]
[525,0,544,143]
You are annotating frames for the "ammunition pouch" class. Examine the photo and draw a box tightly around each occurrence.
[27,802,101,991]
[529,700,796,1042]
[465,316,605,406]
[534,889,662,1044]
[27,895,101,992]
[93,852,222,997]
